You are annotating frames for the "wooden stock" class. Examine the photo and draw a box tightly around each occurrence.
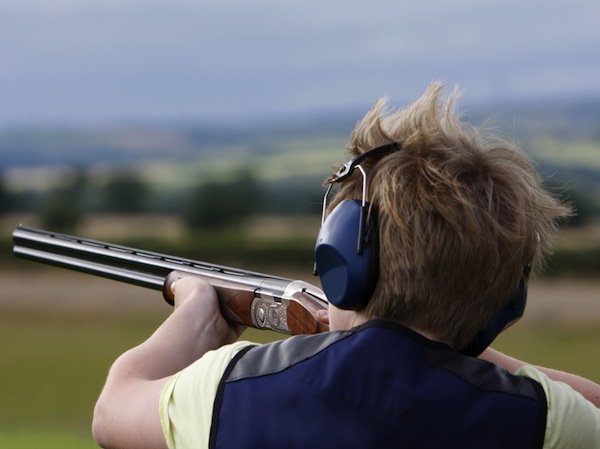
[164,271,257,326]
[284,286,330,334]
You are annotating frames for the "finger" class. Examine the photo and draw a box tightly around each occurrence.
[316,308,330,325]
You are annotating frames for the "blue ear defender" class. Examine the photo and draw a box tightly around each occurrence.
[314,143,398,310]
[459,264,531,357]
[315,198,379,309]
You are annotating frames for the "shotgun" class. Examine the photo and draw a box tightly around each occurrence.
[12,225,329,335]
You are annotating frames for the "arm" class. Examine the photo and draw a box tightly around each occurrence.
[92,277,245,449]
[480,347,600,407]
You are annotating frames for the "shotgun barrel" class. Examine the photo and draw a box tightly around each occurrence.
[12,225,329,335]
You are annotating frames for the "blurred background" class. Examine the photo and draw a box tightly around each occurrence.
[1,0,599,447]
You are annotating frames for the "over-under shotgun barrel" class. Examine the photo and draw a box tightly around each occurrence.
[12,225,329,335]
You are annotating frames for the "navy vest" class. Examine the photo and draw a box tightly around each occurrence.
[210,320,546,449]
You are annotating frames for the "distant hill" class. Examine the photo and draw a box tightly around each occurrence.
[0,113,355,170]
[1,97,598,197]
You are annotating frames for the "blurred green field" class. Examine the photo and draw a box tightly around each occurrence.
[0,306,282,448]
[493,326,600,380]
[1,303,599,448]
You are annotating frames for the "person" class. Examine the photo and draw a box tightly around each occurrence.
[92,83,600,449]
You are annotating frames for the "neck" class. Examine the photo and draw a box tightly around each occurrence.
[326,307,453,347]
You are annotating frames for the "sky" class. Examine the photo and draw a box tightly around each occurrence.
[1,0,599,127]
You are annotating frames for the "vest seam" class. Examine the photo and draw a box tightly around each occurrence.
[529,377,548,448]
[208,344,255,449]
[226,331,353,382]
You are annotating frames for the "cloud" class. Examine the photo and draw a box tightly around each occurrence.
[0,0,599,126]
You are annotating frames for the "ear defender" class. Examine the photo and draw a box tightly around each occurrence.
[459,265,531,357]
[315,199,379,310]
[314,143,398,310]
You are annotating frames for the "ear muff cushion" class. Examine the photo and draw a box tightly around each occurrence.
[314,200,378,309]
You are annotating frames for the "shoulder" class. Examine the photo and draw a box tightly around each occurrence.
[227,329,353,382]
[160,340,256,449]
[516,365,600,448]
[164,340,256,399]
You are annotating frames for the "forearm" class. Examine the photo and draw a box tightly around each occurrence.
[93,278,242,449]
[108,277,243,380]
[481,348,600,407]
[108,299,231,382]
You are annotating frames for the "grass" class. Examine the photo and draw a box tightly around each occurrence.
[492,325,600,381]
[0,307,285,448]
[0,427,98,449]
[0,310,162,428]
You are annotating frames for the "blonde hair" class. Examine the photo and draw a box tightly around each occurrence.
[328,83,570,349]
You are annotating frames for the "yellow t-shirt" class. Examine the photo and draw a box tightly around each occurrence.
[161,344,600,449]
[160,341,255,449]
[515,365,600,449]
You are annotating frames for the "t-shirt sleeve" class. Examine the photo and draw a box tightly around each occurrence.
[160,341,256,449]
[516,365,600,449]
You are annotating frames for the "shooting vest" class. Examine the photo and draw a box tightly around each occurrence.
[209,320,547,449]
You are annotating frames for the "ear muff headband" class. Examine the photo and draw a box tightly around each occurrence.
[319,143,400,254]
[330,143,400,183]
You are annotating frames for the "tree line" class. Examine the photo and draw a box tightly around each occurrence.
[0,168,325,233]
[1,167,598,234]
